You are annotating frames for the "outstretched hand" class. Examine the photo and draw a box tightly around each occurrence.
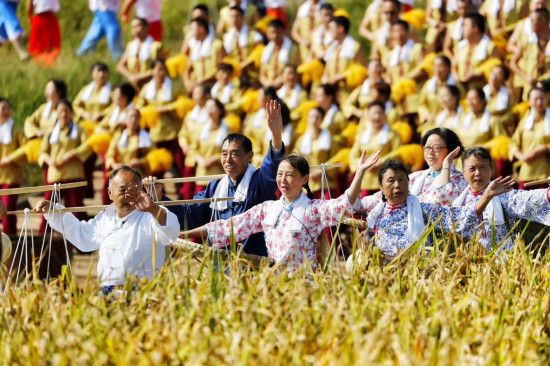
[486,176,515,198]
[357,150,381,173]
[442,146,461,168]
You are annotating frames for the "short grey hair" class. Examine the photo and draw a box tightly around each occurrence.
[108,166,143,189]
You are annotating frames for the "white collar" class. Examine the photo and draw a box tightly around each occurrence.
[210,164,257,210]
[264,192,311,233]
[0,118,14,145]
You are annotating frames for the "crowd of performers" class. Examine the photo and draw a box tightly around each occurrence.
[2,0,550,288]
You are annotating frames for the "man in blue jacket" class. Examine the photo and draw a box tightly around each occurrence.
[151,100,286,257]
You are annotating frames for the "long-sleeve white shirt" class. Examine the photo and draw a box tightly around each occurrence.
[45,204,179,286]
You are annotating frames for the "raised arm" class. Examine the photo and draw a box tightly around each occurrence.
[474,176,516,214]
[348,149,381,204]
[266,100,283,151]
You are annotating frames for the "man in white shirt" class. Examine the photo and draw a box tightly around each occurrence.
[34,166,179,295]
[76,0,124,59]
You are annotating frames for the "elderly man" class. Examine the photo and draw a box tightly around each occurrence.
[34,166,179,295]
[150,100,286,257]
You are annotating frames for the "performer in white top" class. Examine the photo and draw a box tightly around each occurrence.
[34,166,179,294]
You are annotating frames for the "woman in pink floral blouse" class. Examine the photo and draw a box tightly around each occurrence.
[179,149,383,274]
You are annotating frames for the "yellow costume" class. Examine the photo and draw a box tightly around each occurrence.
[218,3,258,33]
[0,122,26,185]
[136,78,181,143]
[73,82,112,122]
[456,109,506,148]
[125,36,163,75]
[179,105,208,168]
[483,85,515,131]
[417,76,458,124]
[211,82,242,114]
[383,40,423,83]
[38,123,92,182]
[222,25,263,63]
[294,128,337,192]
[323,36,362,94]
[454,36,497,89]
[320,104,347,146]
[515,35,550,99]
[97,103,135,133]
[349,123,401,190]
[260,37,300,85]
[295,0,325,60]
[191,121,232,177]
[105,129,153,177]
[24,102,58,139]
[484,0,527,35]
[188,36,224,84]
[277,84,308,124]
[509,110,550,181]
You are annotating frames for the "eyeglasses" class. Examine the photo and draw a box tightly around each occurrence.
[423,145,448,153]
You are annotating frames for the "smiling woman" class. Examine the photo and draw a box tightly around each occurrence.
[180,150,382,273]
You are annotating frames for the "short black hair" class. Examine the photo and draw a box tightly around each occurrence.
[48,79,68,99]
[461,147,492,168]
[209,98,226,119]
[109,166,143,188]
[56,99,74,113]
[378,160,409,184]
[390,19,409,31]
[320,3,334,11]
[493,64,510,80]
[268,19,285,30]
[222,133,253,153]
[368,100,386,111]
[196,83,211,96]
[151,57,167,69]
[528,86,547,98]
[534,7,550,22]
[464,12,486,34]
[193,4,209,14]
[435,55,451,69]
[0,97,10,107]
[263,86,278,100]
[468,87,486,103]
[421,128,464,158]
[115,82,136,102]
[91,62,109,74]
[135,17,149,27]
[218,62,234,73]
[443,84,461,101]
[318,84,337,101]
[229,5,244,15]
[374,81,391,101]
[330,16,350,34]
[191,17,210,32]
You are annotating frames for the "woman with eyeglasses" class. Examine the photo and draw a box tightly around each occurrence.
[366,128,468,206]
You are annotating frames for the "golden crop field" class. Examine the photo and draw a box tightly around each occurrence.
[1,233,550,365]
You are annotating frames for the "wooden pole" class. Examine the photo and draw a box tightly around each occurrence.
[143,174,226,185]
[0,181,87,196]
[171,238,275,266]
[7,197,235,215]
[524,178,550,187]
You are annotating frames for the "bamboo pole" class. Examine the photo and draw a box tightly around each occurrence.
[310,163,346,170]
[143,174,226,185]
[0,181,87,196]
[524,178,550,187]
[171,238,275,266]
[7,197,235,215]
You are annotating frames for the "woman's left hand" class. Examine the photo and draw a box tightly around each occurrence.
[486,176,515,198]
[442,146,461,169]
[357,149,381,173]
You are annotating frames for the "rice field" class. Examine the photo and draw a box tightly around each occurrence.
[1,232,550,365]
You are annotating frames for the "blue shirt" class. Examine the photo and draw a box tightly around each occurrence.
[167,143,285,256]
